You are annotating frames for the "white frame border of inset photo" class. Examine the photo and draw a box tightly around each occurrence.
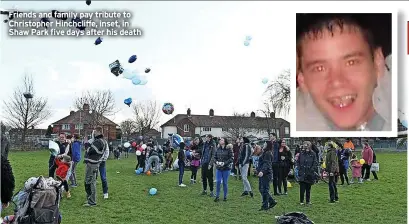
[290,9,398,138]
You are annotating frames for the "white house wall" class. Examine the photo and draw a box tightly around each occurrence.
[162,126,177,138]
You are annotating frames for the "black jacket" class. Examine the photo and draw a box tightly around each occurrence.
[238,143,252,166]
[296,150,318,184]
[178,149,185,161]
[84,137,108,164]
[257,150,273,175]
[214,146,233,170]
[1,135,10,160]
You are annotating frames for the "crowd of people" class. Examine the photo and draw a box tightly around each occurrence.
[116,133,379,211]
[0,125,381,222]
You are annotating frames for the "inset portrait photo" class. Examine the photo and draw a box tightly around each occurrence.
[294,13,397,137]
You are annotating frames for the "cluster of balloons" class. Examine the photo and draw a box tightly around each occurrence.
[149,188,157,196]
[162,103,174,115]
[244,35,252,46]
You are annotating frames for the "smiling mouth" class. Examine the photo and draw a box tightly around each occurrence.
[328,94,357,108]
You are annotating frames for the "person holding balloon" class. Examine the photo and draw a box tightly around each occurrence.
[350,154,363,184]
[325,142,339,203]
[135,141,143,170]
[213,138,233,202]
[361,142,374,181]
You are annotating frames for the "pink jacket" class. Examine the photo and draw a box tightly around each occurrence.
[351,159,362,178]
[361,146,373,165]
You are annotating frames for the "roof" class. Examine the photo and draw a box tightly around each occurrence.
[160,114,289,129]
[52,110,118,126]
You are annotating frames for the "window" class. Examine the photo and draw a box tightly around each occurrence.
[285,127,290,135]
[62,124,70,130]
[183,124,189,132]
[75,124,83,130]
[203,127,212,132]
[222,128,228,132]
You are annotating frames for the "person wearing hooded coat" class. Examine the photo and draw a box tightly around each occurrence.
[257,141,277,211]
[296,141,318,205]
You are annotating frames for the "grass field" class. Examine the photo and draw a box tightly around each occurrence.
[3,151,407,224]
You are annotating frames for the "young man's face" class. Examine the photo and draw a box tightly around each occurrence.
[59,134,66,142]
[298,25,384,130]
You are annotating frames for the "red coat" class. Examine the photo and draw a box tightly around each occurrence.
[55,158,70,180]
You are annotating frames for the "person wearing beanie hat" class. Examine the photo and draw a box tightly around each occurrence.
[177,142,186,187]
[238,137,254,198]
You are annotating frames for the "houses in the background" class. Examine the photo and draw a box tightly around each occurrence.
[160,108,291,139]
[51,103,119,141]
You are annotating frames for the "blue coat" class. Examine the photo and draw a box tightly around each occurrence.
[72,141,82,162]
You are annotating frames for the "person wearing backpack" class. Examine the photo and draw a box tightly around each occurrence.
[83,130,108,207]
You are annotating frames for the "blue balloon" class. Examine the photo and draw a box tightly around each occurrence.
[132,77,141,85]
[94,37,103,45]
[138,168,143,173]
[128,55,137,63]
[402,120,408,128]
[172,134,184,147]
[245,35,252,41]
[124,98,132,107]
[262,78,268,84]
[123,69,138,80]
[139,79,148,85]
[149,188,157,195]
[244,40,250,46]
[135,169,141,175]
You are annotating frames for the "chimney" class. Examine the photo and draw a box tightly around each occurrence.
[270,112,275,118]
[250,111,255,118]
[83,103,90,111]
[70,111,75,115]
[209,109,214,117]
[187,108,191,117]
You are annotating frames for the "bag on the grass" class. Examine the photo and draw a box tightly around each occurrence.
[276,212,314,224]
[370,163,379,172]
[12,176,62,224]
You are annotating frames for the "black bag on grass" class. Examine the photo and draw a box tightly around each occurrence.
[276,212,314,224]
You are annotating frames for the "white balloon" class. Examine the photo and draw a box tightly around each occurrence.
[142,144,147,149]
[136,150,141,156]
[124,142,131,148]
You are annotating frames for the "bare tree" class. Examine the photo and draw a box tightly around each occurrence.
[73,90,116,129]
[2,74,51,143]
[222,112,252,139]
[120,119,136,137]
[132,100,161,136]
[265,69,291,116]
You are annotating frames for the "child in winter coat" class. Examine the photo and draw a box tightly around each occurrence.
[55,155,72,198]
[350,154,363,184]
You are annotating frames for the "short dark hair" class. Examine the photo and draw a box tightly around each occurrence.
[206,134,213,139]
[296,13,391,68]
[269,132,277,137]
[59,132,66,136]
[1,155,15,204]
[242,137,250,144]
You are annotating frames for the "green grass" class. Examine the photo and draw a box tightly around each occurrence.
[3,151,407,224]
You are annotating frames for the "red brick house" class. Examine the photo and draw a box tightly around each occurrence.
[160,108,291,139]
[51,104,119,141]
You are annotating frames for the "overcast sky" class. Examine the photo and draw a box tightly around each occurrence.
[0,1,406,130]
